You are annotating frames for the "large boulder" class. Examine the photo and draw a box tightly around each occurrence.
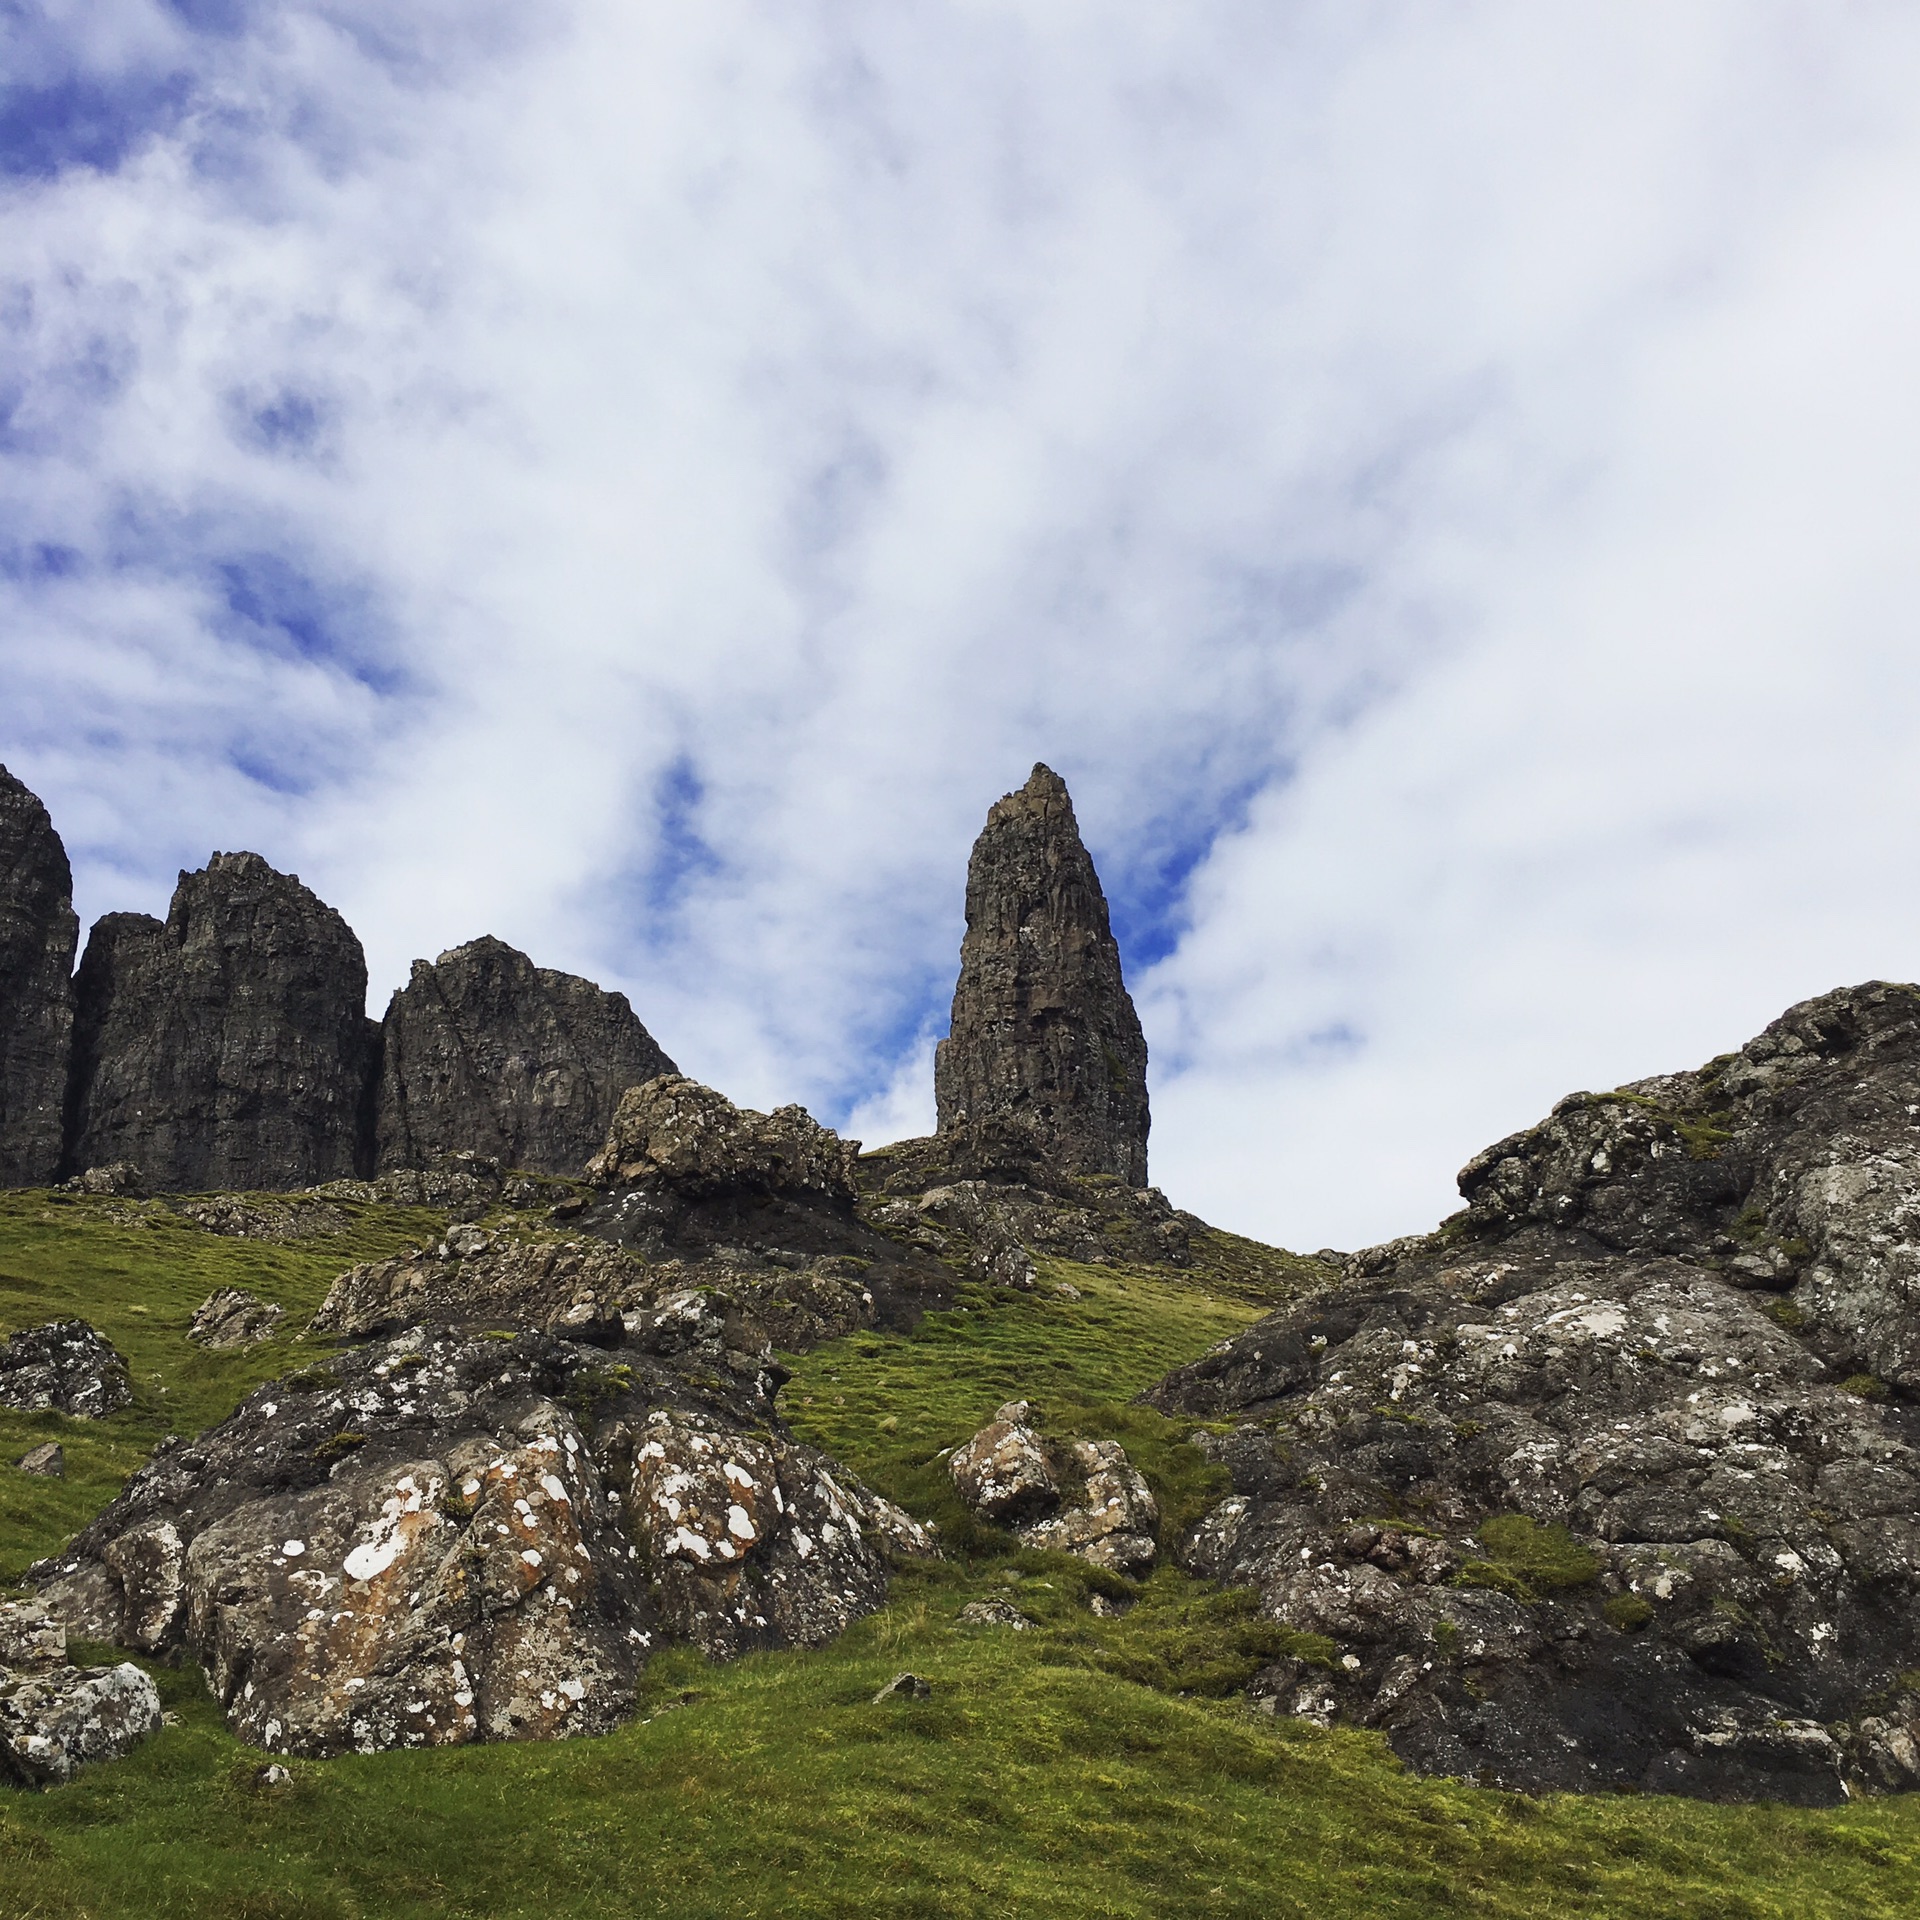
[64,853,377,1192]
[0,1320,131,1418]
[376,937,676,1178]
[1147,982,1920,1805]
[585,1076,857,1202]
[34,1321,931,1758]
[934,764,1149,1185]
[0,1599,160,1788]
[0,766,77,1187]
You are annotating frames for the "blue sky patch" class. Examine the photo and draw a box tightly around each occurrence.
[0,71,192,179]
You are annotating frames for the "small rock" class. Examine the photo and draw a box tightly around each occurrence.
[188,1288,284,1349]
[0,1320,131,1418]
[58,1163,145,1198]
[17,1442,63,1477]
[872,1672,932,1703]
[957,1597,1032,1630]
[256,1762,293,1789]
[441,1223,494,1260]
[1052,1282,1082,1301]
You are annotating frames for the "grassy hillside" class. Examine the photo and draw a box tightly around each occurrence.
[0,1198,1917,1917]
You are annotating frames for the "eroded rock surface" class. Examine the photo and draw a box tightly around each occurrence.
[934,765,1148,1186]
[949,1402,1158,1576]
[0,767,78,1188]
[0,1600,160,1788]
[65,853,376,1192]
[376,937,676,1178]
[0,1321,131,1418]
[1148,982,1920,1804]
[35,1315,930,1758]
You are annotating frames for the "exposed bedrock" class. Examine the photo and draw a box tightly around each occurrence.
[0,767,78,1186]
[376,937,676,1178]
[934,764,1149,1186]
[1148,981,1920,1804]
[34,1311,932,1757]
[64,853,376,1192]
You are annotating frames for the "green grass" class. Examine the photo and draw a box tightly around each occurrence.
[0,1188,445,1581]
[2,1207,1920,1915]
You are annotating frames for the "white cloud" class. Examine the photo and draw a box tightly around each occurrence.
[5,4,1920,1242]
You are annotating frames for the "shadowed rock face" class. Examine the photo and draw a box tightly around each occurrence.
[64,853,376,1192]
[0,767,78,1186]
[934,765,1148,1186]
[1147,982,1920,1806]
[375,937,676,1178]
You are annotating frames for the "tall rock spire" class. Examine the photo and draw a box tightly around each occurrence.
[0,766,78,1185]
[935,764,1149,1185]
[65,852,376,1191]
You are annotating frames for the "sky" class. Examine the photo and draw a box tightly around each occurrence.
[5,2,1920,1251]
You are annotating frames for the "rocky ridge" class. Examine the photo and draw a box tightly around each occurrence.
[1147,982,1920,1805]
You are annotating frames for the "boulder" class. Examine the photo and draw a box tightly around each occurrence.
[0,1320,131,1418]
[187,1289,284,1349]
[585,1076,857,1202]
[376,937,676,1178]
[949,1403,1157,1574]
[934,765,1149,1185]
[1145,983,1920,1804]
[0,766,78,1188]
[64,853,376,1192]
[33,1322,931,1758]
[0,1600,160,1788]
[16,1443,63,1477]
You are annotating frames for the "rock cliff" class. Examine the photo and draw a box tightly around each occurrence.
[375,937,675,1178]
[934,765,1149,1185]
[0,767,78,1186]
[64,853,376,1191]
[1148,982,1920,1804]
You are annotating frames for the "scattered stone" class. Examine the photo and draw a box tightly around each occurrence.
[0,1321,131,1418]
[64,853,376,1192]
[188,1289,284,1350]
[175,1197,353,1241]
[934,764,1149,1185]
[1146,981,1920,1804]
[59,1163,143,1198]
[0,1599,160,1788]
[16,1443,63,1477]
[376,936,676,1179]
[0,766,78,1189]
[872,1672,932,1703]
[33,1324,933,1758]
[949,1403,1158,1575]
[956,1597,1032,1630]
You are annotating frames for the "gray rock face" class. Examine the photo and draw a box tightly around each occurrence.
[0,767,78,1187]
[1147,981,1920,1805]
[65,853,376,1192]
[949,1401,1158,1576]
[935,765,1149,1186]
[376,938,676,1178]
[0,1320,131,1418]
[0,1599,160,1788]
[34,1311,930,1758]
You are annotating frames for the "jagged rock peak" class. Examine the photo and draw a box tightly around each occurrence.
[376,935,676,1178]
[934,763,1148,1185]
[0,766,78,1185]
[64,852,375,1192]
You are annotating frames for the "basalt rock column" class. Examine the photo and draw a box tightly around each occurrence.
[375,936,677,1176]
[0,768,78,1185]
[935,764,1149,1184]
[65,853,376,1191]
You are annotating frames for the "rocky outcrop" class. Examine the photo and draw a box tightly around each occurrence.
[187,1289,284,1349]
[64,853,376,1192]
[0,1599,160,1787]
[0,1321,131,1418]
[34,1313,930,1757]
[0,767,78,1187]
[1146,982,1920,1805]
[934,765,1148,1185]
[376,938,675,1178]
[949,1401,1158,1576]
